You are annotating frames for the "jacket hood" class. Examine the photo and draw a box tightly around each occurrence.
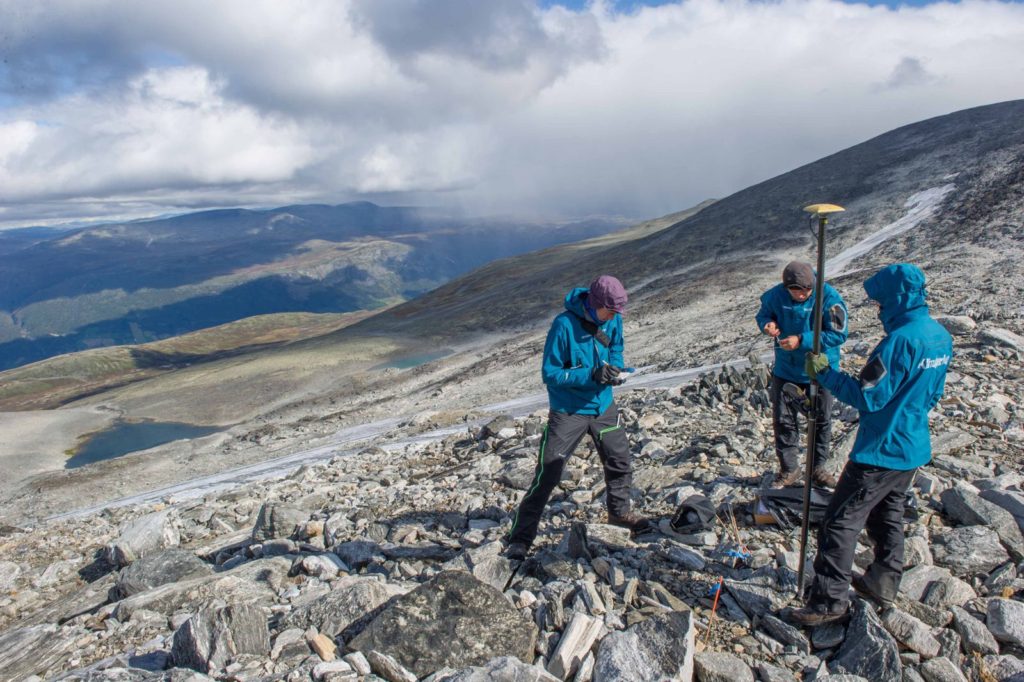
[564,287,591,319]
[864,263,928,330]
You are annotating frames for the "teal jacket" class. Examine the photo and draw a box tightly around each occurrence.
[756,282,848,383]
[817,264,953,470]
[542,287,623,415]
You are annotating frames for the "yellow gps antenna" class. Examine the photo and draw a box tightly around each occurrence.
[796,202,844,600]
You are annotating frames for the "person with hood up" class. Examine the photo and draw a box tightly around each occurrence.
[504,275,652,561]
[756,261,849,488]
[789,263,953,626]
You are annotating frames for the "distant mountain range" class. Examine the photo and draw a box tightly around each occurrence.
[0,203,630,370]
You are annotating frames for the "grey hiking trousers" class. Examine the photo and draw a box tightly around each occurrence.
[507,403,632,547]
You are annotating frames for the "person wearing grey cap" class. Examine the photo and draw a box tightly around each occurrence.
[504,275,652,561]
[755,261,849,488]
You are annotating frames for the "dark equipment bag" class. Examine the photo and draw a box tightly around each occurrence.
[670,494,717,533]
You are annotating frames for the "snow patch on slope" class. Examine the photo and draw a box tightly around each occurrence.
[828,184,955,277]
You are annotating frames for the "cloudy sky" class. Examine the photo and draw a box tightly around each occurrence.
[1,0,1023,229]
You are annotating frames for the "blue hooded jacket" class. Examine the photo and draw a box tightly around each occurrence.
[817,264,953,470]
[542,287,624,415]
[756,282,848,383]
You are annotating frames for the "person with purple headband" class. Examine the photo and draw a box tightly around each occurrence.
[504,275,653,561]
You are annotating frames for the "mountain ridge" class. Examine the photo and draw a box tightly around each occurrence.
[0,202,633,370]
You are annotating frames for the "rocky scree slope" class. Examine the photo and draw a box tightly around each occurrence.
[0,310,1022,681]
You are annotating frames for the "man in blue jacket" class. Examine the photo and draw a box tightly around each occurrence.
[504,275,651,560]
[790,263,953,626]
[756,261,849,488]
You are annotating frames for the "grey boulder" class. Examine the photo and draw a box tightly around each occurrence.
[348,570,537,678]
[694,651,754,682]
[593,610,695,682]
[932,526,1010,576]
[112,548,212,600]
[105,510,180,567]
[283,575,391,638]
[940,487,1024,562]
[171,603,269,673]
[987,598,1024,648]
[950,605,999,656]
[251,503,309,543]
[829,600,902,682]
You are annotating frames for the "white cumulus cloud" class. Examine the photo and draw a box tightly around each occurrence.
[0,0,1022,227]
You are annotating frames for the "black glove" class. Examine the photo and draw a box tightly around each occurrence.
[592,363,621,385]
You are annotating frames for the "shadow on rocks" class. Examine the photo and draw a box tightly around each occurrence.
[77,547,119,582]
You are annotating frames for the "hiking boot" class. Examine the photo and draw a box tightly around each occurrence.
[503,542,530,561]
[771,469,801,489]
[786,601,850,627]
[607,511,655,535]
[812,468,838,488]
[852,573,894,609]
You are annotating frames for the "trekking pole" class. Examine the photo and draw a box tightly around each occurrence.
[796,203,844,599]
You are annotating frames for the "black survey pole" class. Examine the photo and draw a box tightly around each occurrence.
[797,203,844,598]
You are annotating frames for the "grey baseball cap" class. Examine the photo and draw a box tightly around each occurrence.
[783,261,815,289]
[588,275,628,314]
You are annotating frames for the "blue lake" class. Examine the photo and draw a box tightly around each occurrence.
[66,421,222,469]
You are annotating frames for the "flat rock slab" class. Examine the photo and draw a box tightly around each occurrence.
[932,525,1010,576]
[114,556,290,620]
[284,575,391,639]
[829,600,902,682]
[172,603,269,673]
[694,651,754,682]
[979,327,1024,352]
[349,570,537,678]
[0,623,83,681]
[931,451,988,478]
[593,611,695,681]
[113,548,212,600]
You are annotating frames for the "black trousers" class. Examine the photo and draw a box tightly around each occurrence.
[771,374,833,473]
[507,403,633,547]
[810,461,916,608]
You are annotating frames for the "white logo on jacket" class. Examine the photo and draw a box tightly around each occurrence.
[918,355,950,370]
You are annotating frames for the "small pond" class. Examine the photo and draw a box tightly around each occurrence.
[66,420,223,469]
